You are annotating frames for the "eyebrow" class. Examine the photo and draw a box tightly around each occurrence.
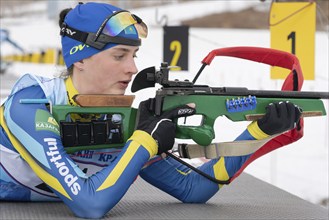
[112,47,139,53]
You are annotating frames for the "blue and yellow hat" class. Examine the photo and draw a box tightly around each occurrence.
[60,2,148,68]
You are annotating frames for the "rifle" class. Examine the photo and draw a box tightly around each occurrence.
[52,47,328,155]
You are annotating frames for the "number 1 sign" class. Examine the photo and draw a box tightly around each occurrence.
[270,2,316,80]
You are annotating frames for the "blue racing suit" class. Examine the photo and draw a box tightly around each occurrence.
[0,74,265,218]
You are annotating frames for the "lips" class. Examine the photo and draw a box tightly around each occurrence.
[118,80,131,88]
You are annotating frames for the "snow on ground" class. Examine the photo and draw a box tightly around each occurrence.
[1,1,328,207]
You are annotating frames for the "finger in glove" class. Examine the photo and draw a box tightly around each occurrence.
[160,104,196,120]
[258,101,303,135]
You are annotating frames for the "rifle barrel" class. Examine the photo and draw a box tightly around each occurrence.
[212,87,329,99]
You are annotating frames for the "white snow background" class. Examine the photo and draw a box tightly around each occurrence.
[1,0,328,207]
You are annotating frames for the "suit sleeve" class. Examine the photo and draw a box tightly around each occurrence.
[4,86,157,218]
[139,127,258,203]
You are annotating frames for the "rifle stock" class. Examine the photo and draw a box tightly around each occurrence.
[52,104,137,154]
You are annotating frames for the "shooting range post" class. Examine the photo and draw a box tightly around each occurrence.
[270,2,316,80]
[163,26,189,71]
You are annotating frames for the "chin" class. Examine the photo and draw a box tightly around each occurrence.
[110,90,125,95]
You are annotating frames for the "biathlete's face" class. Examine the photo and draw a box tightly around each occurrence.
[72,45,139,95]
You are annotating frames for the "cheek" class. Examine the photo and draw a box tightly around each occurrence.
[92,62,118,81]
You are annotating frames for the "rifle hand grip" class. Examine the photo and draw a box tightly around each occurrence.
[178,125,215,146]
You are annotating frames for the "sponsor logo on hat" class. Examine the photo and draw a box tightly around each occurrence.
[70,44,90,55]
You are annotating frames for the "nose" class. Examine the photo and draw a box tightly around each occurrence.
[126,57,138,75]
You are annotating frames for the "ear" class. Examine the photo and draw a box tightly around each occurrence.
[73,60,84,71]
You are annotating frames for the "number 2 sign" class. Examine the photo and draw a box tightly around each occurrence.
[163,26,189,71]
[270,2,316,80]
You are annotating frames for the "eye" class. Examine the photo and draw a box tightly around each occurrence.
[114,55,124,60]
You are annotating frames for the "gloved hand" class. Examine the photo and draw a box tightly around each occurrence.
[136,99,195,154]
[257,101,302,135]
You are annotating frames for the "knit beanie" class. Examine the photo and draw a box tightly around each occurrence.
[61,2,140,68]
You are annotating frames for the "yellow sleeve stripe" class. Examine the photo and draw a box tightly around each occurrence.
[128,130,158,157]
[0,107,72,200]
[213,158,230,188]
[97,141,140,191]
[97,131,157,191]
[175,168,191,176]
[247,121,269,140]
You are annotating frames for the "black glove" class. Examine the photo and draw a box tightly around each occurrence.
[136,99,195,154]
[257,101,302,135]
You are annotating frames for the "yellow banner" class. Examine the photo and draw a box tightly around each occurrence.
[2,48,65,66]
[270,2,316,80]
